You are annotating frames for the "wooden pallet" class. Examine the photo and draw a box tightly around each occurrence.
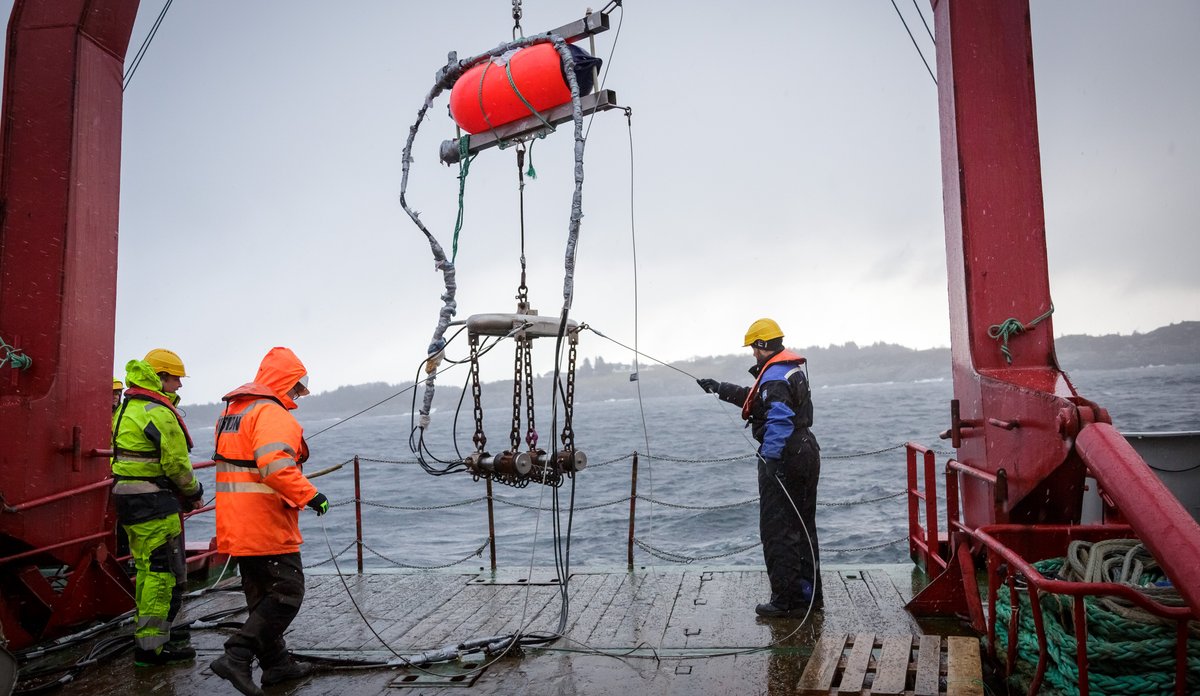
[797,633,983,696]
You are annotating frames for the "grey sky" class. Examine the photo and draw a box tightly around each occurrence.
[6,1,1195,404]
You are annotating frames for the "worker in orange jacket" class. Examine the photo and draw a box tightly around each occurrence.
[210,347,328,696]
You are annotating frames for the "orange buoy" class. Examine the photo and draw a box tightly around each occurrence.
[449,43,600,135]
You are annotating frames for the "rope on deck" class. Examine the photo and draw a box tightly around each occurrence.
[994,543,1200,696]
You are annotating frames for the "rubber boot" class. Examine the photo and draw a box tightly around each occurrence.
[212,647,264,696]
[260,655,314,686]
[133,642,196,667]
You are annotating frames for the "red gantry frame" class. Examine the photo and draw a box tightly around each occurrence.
[905,2,1200,695]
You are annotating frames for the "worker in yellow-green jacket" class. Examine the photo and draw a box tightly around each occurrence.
[111,348,204,668]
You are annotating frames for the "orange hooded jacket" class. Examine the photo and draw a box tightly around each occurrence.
[213,347,319,556]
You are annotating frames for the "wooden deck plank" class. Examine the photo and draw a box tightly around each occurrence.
[588,571,682,647]
[870,634,911,695]
[841,570,897,634]
[863,568,922,634]
[27,565,990,696]
[563,572,628,643]
[664,570,760,649]
[947,635,985,696]
[396,581,506,647]
[914,634,942,696]
[796,632,846,694]
[370,574,469,648]
[839,631,874,693]
[316,575,427,650]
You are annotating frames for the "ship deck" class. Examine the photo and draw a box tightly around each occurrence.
[27,564,984,695]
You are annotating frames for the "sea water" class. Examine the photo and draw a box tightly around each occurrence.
[185,363,1200,573]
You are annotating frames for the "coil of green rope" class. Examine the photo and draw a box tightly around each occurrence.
[0,335,32,370]
[993,545,1200,696]
[988,303,1054,364]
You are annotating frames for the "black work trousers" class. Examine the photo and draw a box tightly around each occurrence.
[758,441,821,608]
[226,552,305,665]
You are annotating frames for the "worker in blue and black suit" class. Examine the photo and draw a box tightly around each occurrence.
[696,318,822,618]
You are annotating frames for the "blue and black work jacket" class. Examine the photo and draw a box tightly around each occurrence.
[715,350,818,461]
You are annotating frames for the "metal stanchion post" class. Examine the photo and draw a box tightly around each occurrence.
[627,452,638,570]
[354,456,363,574]
[486,477,497,571]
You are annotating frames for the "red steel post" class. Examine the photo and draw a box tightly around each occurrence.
[353,456,364,574]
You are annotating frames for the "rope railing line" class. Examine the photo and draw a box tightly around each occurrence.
[330,488,906,514]
[633,535,908,564]
[361,540,488,570]
[492,495,633,512]
[330,497,488,511]
[347,442,936,468]
[639,495,755,511]
[640,452,755,463]
[818,491,906,507]
[303,540,357,569]
[633,537,761,564]
[824,537,907,553]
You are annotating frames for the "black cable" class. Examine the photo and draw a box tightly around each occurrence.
[911,0,935,44]
[583,1,625,142]
[888,0,937,86]
[314,328,470,440]
[122,0,174,92]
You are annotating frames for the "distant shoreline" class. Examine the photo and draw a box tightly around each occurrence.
[181,321,1200,423]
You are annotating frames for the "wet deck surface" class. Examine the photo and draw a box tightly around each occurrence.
[27,564,975,695]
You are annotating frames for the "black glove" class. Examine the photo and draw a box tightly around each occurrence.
[696,378,720,394]
[307,492,329,516]
[761,457,783,478]
[183,482,205,511]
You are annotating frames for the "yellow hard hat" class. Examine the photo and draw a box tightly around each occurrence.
[144,348,187,377]
[113,378,123,390]
[744,318,784,347]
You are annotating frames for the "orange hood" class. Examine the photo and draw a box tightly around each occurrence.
[223,347,307,410]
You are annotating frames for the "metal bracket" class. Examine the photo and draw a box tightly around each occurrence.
[439,90,621,164]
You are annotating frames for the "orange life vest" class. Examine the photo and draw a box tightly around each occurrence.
[741,349,807,420]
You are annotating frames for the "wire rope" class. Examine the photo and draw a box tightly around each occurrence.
[122,0,174,91]
[888,0,937,86]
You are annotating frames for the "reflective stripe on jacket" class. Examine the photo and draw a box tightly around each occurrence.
[111,359,199,522]
[214,348,318,556]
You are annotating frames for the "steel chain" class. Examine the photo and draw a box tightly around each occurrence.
[640,495,756,511]
[493,494,632,512]
[303,540,358,569]
[509,337,523,452]
[633,535,907,564]
[642,452,755,463]
[327,489,902,513]
[330,497,488,511]
[633,537,761,564]
[469,335,486,452]
[560,334,577,451]
[823,537,907,553]
[823,442,907,459]
[523,337,537,449]
[361,540,488,570]
[817,491,906,507]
